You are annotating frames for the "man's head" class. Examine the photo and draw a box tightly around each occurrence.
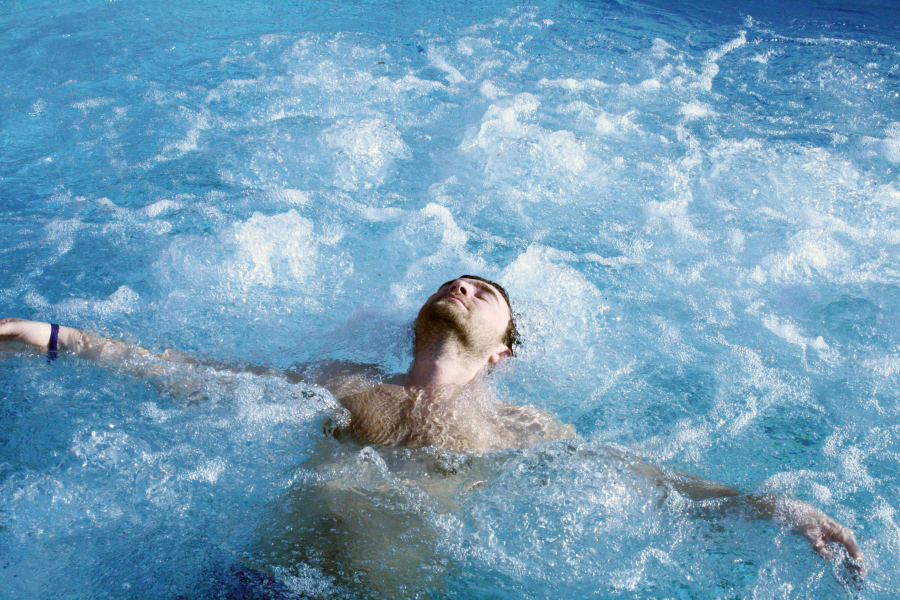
[455,275,519,354]
[413,275,520,365]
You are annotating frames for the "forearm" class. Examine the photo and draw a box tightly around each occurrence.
[636,459,865,570]
[678,479,864,569]
[711,490,812,524]
[0,318,152,361]
[62,327,157,361]
[630,461,742,501]
[2,317,221,404]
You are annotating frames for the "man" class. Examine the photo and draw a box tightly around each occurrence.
[321,275,575,451]
[0,275,866,573]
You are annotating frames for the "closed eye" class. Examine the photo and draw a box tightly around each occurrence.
[474,289,499,308]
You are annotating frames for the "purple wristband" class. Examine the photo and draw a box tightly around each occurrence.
[47,323,59,363]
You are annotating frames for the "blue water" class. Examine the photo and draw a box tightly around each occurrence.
[2,0,900,597]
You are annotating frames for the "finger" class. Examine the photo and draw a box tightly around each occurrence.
[827,524,866,568]
[848,555,868,577]
[838,533,864,562]
[812,537,834,561]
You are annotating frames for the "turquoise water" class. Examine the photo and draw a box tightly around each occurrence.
[1,0,899,597]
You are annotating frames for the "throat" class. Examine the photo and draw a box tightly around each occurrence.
[406,348,490,388]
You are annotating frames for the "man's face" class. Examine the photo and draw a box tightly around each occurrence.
[416,277,512,358]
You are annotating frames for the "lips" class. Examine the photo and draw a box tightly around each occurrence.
[442,294,469,309]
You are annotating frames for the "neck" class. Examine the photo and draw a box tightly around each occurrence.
[406,336,488,389]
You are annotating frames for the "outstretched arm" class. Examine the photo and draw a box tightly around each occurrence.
[0,318,186,362]
[632,460,865,573]
[1,317,221,400]
[1,318,380,398]
[743,492,864,567]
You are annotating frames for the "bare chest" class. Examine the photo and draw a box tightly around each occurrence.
[339,385,500,452]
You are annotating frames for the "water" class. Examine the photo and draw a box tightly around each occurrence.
[1,0,899,597]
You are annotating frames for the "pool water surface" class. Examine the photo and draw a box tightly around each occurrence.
[1,0,899,597]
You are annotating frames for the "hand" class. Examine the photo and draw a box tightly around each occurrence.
[773,496,866,574]
[0,318,54,349]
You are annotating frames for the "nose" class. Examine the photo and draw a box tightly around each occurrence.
[448,279,472,296]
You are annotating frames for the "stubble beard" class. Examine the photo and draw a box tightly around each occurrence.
[414,300,491,359]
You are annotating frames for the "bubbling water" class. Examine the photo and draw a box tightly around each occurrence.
[2,0,900,597]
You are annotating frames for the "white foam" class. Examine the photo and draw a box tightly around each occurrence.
[70,430,153,472]
[459,93,599,197]
[265,189,310,206]
[59,286,141,318]
[644,195,710,246]
[156,107,215,161]
[759,313,838,367]
[456,37,492,56]
[139,402,177,423]
[388,74,447,94]
[650,38,675,59]
[228,210,319,286]
[678,100,714,121]
[206,77,265,103]
[426,47,467,84]
[141,199,184,218]
[882,122,900,163]
[480,81,508,99]
[706,31,747,63]
[180,457,227,484]
[594,110,637,135]
[761,229,851,284]
[44,216,84,240]
[503,245,610,352]
[70,97,116,110]
[538,77,608,91]
[29,99,45,116]
[388,203,489,307]
[156,209,325,297]
[321,118,411,190]
[823,431,877,492]
[25,285,140,320]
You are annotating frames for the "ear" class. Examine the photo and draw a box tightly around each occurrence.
[487,345,512,365]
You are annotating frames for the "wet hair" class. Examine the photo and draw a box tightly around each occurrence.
[458,274,520,356]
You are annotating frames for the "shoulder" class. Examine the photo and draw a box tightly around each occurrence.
[337,382,406,412]
[338,383,412,446]
[328,374,380,401]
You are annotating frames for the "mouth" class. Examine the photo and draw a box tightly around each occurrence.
[442,294,468,309]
